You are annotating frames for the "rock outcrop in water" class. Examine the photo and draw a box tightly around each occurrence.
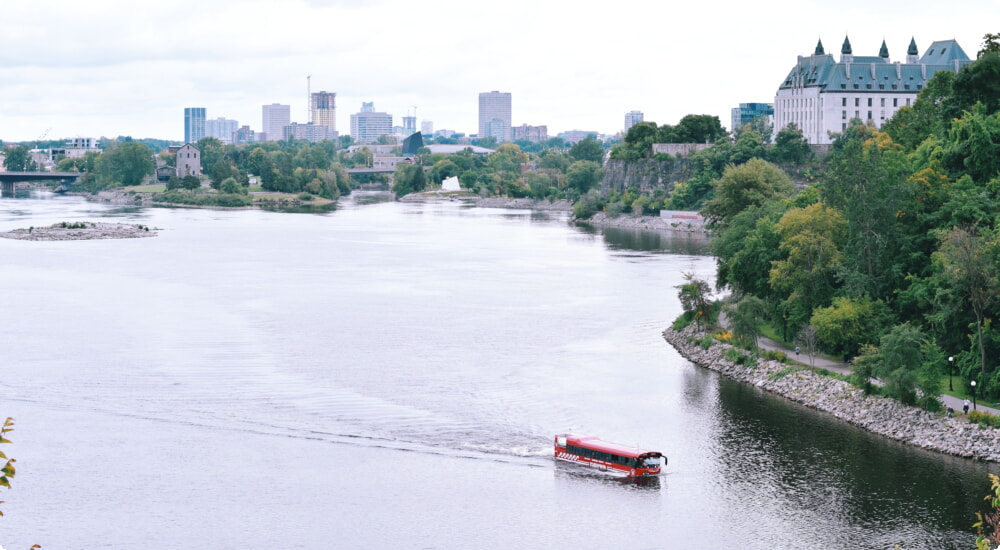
[664,324,1000,462]
[0,222,157,241]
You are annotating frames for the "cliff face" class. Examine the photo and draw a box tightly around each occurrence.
[601,158,693,194]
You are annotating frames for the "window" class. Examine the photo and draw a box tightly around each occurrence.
[842,97,847,106]
[880,98,885,107]
[867,111,872,120]
[868,98,872,107]
[906,98,911,106]
[855,98,860,107]
[855,111,860,119]
[842,110,847,119]
[893,98,898,107]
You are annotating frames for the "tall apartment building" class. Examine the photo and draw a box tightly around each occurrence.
[184,107,206,143]
[421,120,434,136]
[511,124,548,143]
[205,117,239,144]
[624,110,644,134]
[350,103,393,143]
[311,91,336,133]
[262,103,291,141]
[478,91,512,142]
[283,122,334,143]
[775,36,972,144]
[402,116,416,137]
[233,125,255,145]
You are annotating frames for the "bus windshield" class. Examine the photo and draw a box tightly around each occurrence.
[641,457,661,469]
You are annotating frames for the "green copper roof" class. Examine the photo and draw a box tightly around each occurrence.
[908,37,919,55]
[920,39,970,65]
[842,36,852,54]
[815,39,825,55]
[879,40,889,58]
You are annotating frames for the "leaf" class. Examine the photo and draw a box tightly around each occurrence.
[0,437,11,444]
[0,477,9,488]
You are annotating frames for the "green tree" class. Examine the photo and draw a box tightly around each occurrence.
[568,137,604,165]
[770,123,812,164]
[566,160,603,194]
[873,323,926,405]
[769,203,848,329]
[674,114,727,143]
[677,272,713,331]
[727,295,765,352]
[391,163,427,198]
[934,225,999,380]
[702,158,793,229]
[952,52,1000,116]
[103,142,154,186]
[810,296,892,358]
[220,177,246,195]
[195,137,226,173]
[941,104,1000,183]
[2,145,37,172]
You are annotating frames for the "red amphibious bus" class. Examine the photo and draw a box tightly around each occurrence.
[554,434,665,477]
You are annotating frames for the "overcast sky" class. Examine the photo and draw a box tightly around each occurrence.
[0,0,995,143]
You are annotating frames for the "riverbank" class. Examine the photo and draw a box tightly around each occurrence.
[582,212,708,233]
[0,221,157,241]
[664,324,1000,461]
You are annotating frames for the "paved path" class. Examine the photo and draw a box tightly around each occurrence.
[755,334,1000,416]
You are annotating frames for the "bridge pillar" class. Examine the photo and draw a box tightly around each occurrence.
[0,181,14,197]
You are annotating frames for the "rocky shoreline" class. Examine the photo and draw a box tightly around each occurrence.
[583,212,708,233]
[664,324,1000,461]
[0,222,158,241]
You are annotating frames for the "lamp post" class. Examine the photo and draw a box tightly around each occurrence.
[949,356,954,391]
[971,380,977,411]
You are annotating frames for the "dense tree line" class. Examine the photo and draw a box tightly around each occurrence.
[709,35,1000,406]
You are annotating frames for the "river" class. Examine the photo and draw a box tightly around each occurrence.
[0,190,992,549]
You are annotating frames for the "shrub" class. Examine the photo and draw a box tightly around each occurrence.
[725,348,756,366]
[672,312,694,331]
[969,410,1000,428]
[298,192,314,201]
[697,334,714,350]
[763,350,788,363]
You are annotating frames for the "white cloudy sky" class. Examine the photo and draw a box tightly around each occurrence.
[0,0,995,142]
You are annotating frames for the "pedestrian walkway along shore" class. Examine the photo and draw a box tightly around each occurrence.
[664,324,1000,461]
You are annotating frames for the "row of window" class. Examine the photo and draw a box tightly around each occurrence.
[841,97,911,108]
[566,445,643,468]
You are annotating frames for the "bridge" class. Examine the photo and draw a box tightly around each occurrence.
[0,172,80,197]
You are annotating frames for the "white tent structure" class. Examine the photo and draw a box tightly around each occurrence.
[441,176,461,191]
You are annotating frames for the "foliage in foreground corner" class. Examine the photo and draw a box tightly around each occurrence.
[975,473,1000,550]
[0,417,15,515]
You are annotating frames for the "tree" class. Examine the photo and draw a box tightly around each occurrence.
[677,272,713,331]
[727,295,765,353]
[2,145,37,172]
[195,137,225,173]
[0,417,15,515]
[220,177,245,195]
[391,163,426,198]
[770,124,812,164]
[810,296,892,358]
[769,203,847,329]
[180,175,201,190]
[934,225,999,380]
[702,158,794,229]
[952,52,1000,116]
[568,137,604,165]
[103,142,154,186]
[566,160,603,194]
[674,114,726,143]
[874,323,926,404]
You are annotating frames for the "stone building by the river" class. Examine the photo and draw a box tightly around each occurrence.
[774,36,972,144]
[172,143,201,178]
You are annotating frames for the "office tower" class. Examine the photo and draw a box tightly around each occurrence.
[262,103,291,141]
[478,91,512,142]
[311,91,337,133]
[421,120,434,136]
[205,117,239,144]
[350,103,393,143]
[402,116,416,137]
[184,107,206,143]
[624,110,644,133]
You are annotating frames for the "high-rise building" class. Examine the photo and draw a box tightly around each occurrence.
[624,110,644,133]
[205,117,239,144]
[731,103,774,140]
[402,116,416,137]
[233,125,255,145]
[283,122,335,143]
[478,91,512,142]
[775,36,972,144]
[350,103,393,143]
[184,107,206,143]
[262,103,291,142]
[311,91,336,133]
[421,120,434,136]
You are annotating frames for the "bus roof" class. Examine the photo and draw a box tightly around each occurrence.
[563,434,661,458]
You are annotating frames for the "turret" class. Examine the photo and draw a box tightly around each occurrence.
[879,39,889,61]
[906,37,919,63]
[815,38,825,56]
[841,35,854,63]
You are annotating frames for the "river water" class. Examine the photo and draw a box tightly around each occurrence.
[0,190,993,549]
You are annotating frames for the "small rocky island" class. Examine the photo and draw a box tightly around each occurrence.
[0,221,158,241]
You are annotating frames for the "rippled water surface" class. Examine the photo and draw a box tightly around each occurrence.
[0,190,992,549]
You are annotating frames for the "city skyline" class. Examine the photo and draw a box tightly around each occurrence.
[0,0,993,142]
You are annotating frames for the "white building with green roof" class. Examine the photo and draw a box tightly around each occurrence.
[774,36,972,144]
